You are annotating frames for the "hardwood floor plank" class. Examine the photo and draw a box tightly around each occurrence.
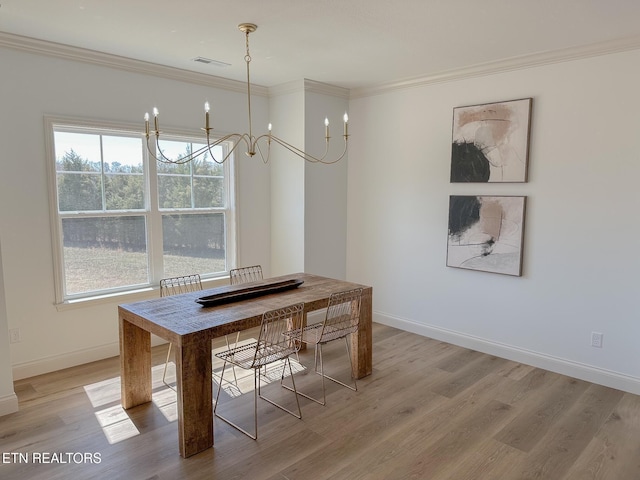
[493,376,591,452]
[561,392,640,480]
[433,347,486,373]
[279,371,451,479]
[430,354,511,398]
[493,366,562,407]
[440,439,526,480]
[506,384,624,479]
[313,372,514,480]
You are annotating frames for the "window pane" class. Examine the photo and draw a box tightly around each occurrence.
[102,136,145,210]
[162,213,226,278]
[158,175,192,208]
[57,172,102,211]
[102,136,144,173]
[62,216,148,295]
[105,174,144,210]
[193,177,223,208]
[157,140,192,209]
[192,145,223,175]
[157,139,194,164]
[54,132,101,172]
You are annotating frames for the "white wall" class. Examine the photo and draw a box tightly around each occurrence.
[0,45,271,381]
[269,82,306,276]
[347,48,640,393]
[304,84,349,279]
[268,80,349,279]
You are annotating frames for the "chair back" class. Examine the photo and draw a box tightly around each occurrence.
[160,274,203,297]
[229,265,263,285]
[319,288,363,343]
[251,302,304,368]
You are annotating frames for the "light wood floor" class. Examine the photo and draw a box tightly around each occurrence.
[2,323,640,480]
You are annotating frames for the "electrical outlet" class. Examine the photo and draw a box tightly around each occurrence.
[9,328,21,344]
[591,331,603,348]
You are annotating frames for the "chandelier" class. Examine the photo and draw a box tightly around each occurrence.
[144,23,349,165]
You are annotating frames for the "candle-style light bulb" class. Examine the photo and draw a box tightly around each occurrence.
[144,112,150,136]
[152,107,159,132]
[325,117,329,138]
[343,112,349,136]
[204,101,210,113]
[204,101,210,130]
[268,123,272,132]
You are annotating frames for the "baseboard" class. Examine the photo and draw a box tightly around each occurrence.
[0,393,19,416]
[375,311,640,396]
[12,335,168,381]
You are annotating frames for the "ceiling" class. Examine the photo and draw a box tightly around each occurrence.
[2,0,640,89]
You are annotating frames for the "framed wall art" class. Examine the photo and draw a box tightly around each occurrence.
[447,195,526,276]
[450,98,532,183]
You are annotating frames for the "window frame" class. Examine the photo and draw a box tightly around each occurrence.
[45,115,237,304]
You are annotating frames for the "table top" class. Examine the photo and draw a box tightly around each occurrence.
[118,273,370,346]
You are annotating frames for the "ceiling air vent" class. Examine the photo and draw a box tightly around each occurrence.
[192,57,231,68]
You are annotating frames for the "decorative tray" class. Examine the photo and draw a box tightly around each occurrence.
[196,278,304,307]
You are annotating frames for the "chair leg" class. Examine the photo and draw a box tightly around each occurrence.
[215,358,302,441]
[282,343,326,406]
[223,334,239,385]
[318,337,358,392]
[288,337,358,406]
[260,358,302,420]
[214,359,258,440]
[162,343,176,391]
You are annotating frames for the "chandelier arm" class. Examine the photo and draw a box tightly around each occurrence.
[203,133,249,164]
[147,135,192,164]
[268,134,348,164]
[252,134,272,164]
[268,135,324,163]
[147,133,244,165]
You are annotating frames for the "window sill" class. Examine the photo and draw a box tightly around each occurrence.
[54,276,230,311]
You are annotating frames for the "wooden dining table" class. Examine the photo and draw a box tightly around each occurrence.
[118,272,373,457]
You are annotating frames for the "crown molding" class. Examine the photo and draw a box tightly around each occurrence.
[268,79,350,99]
[5,31,640,101]
[304,79,350,98]
[0,32,268,97]
[351,34,640,99]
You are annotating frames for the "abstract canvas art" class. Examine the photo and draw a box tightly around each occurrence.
[447,195,526,276]
[450,98,532,183]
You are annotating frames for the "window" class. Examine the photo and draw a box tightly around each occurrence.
[46,117,236,302]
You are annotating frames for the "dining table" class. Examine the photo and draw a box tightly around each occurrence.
[118,272,373,457]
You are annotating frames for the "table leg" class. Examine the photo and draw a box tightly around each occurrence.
[174,339,213,457]
[119,315,152,409]
[351,287,373,379]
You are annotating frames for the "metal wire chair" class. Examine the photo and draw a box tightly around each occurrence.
[284,288,363,406]
[229,265,263,285]
[225,265,264,354]
[214,302,305,440]
[159,274,203,389]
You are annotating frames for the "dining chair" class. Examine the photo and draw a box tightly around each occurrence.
[214,302,305,440]
[225,265,264,349]
[159,274,203,389]
[229,265,263,285]
[284,287,363,406]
